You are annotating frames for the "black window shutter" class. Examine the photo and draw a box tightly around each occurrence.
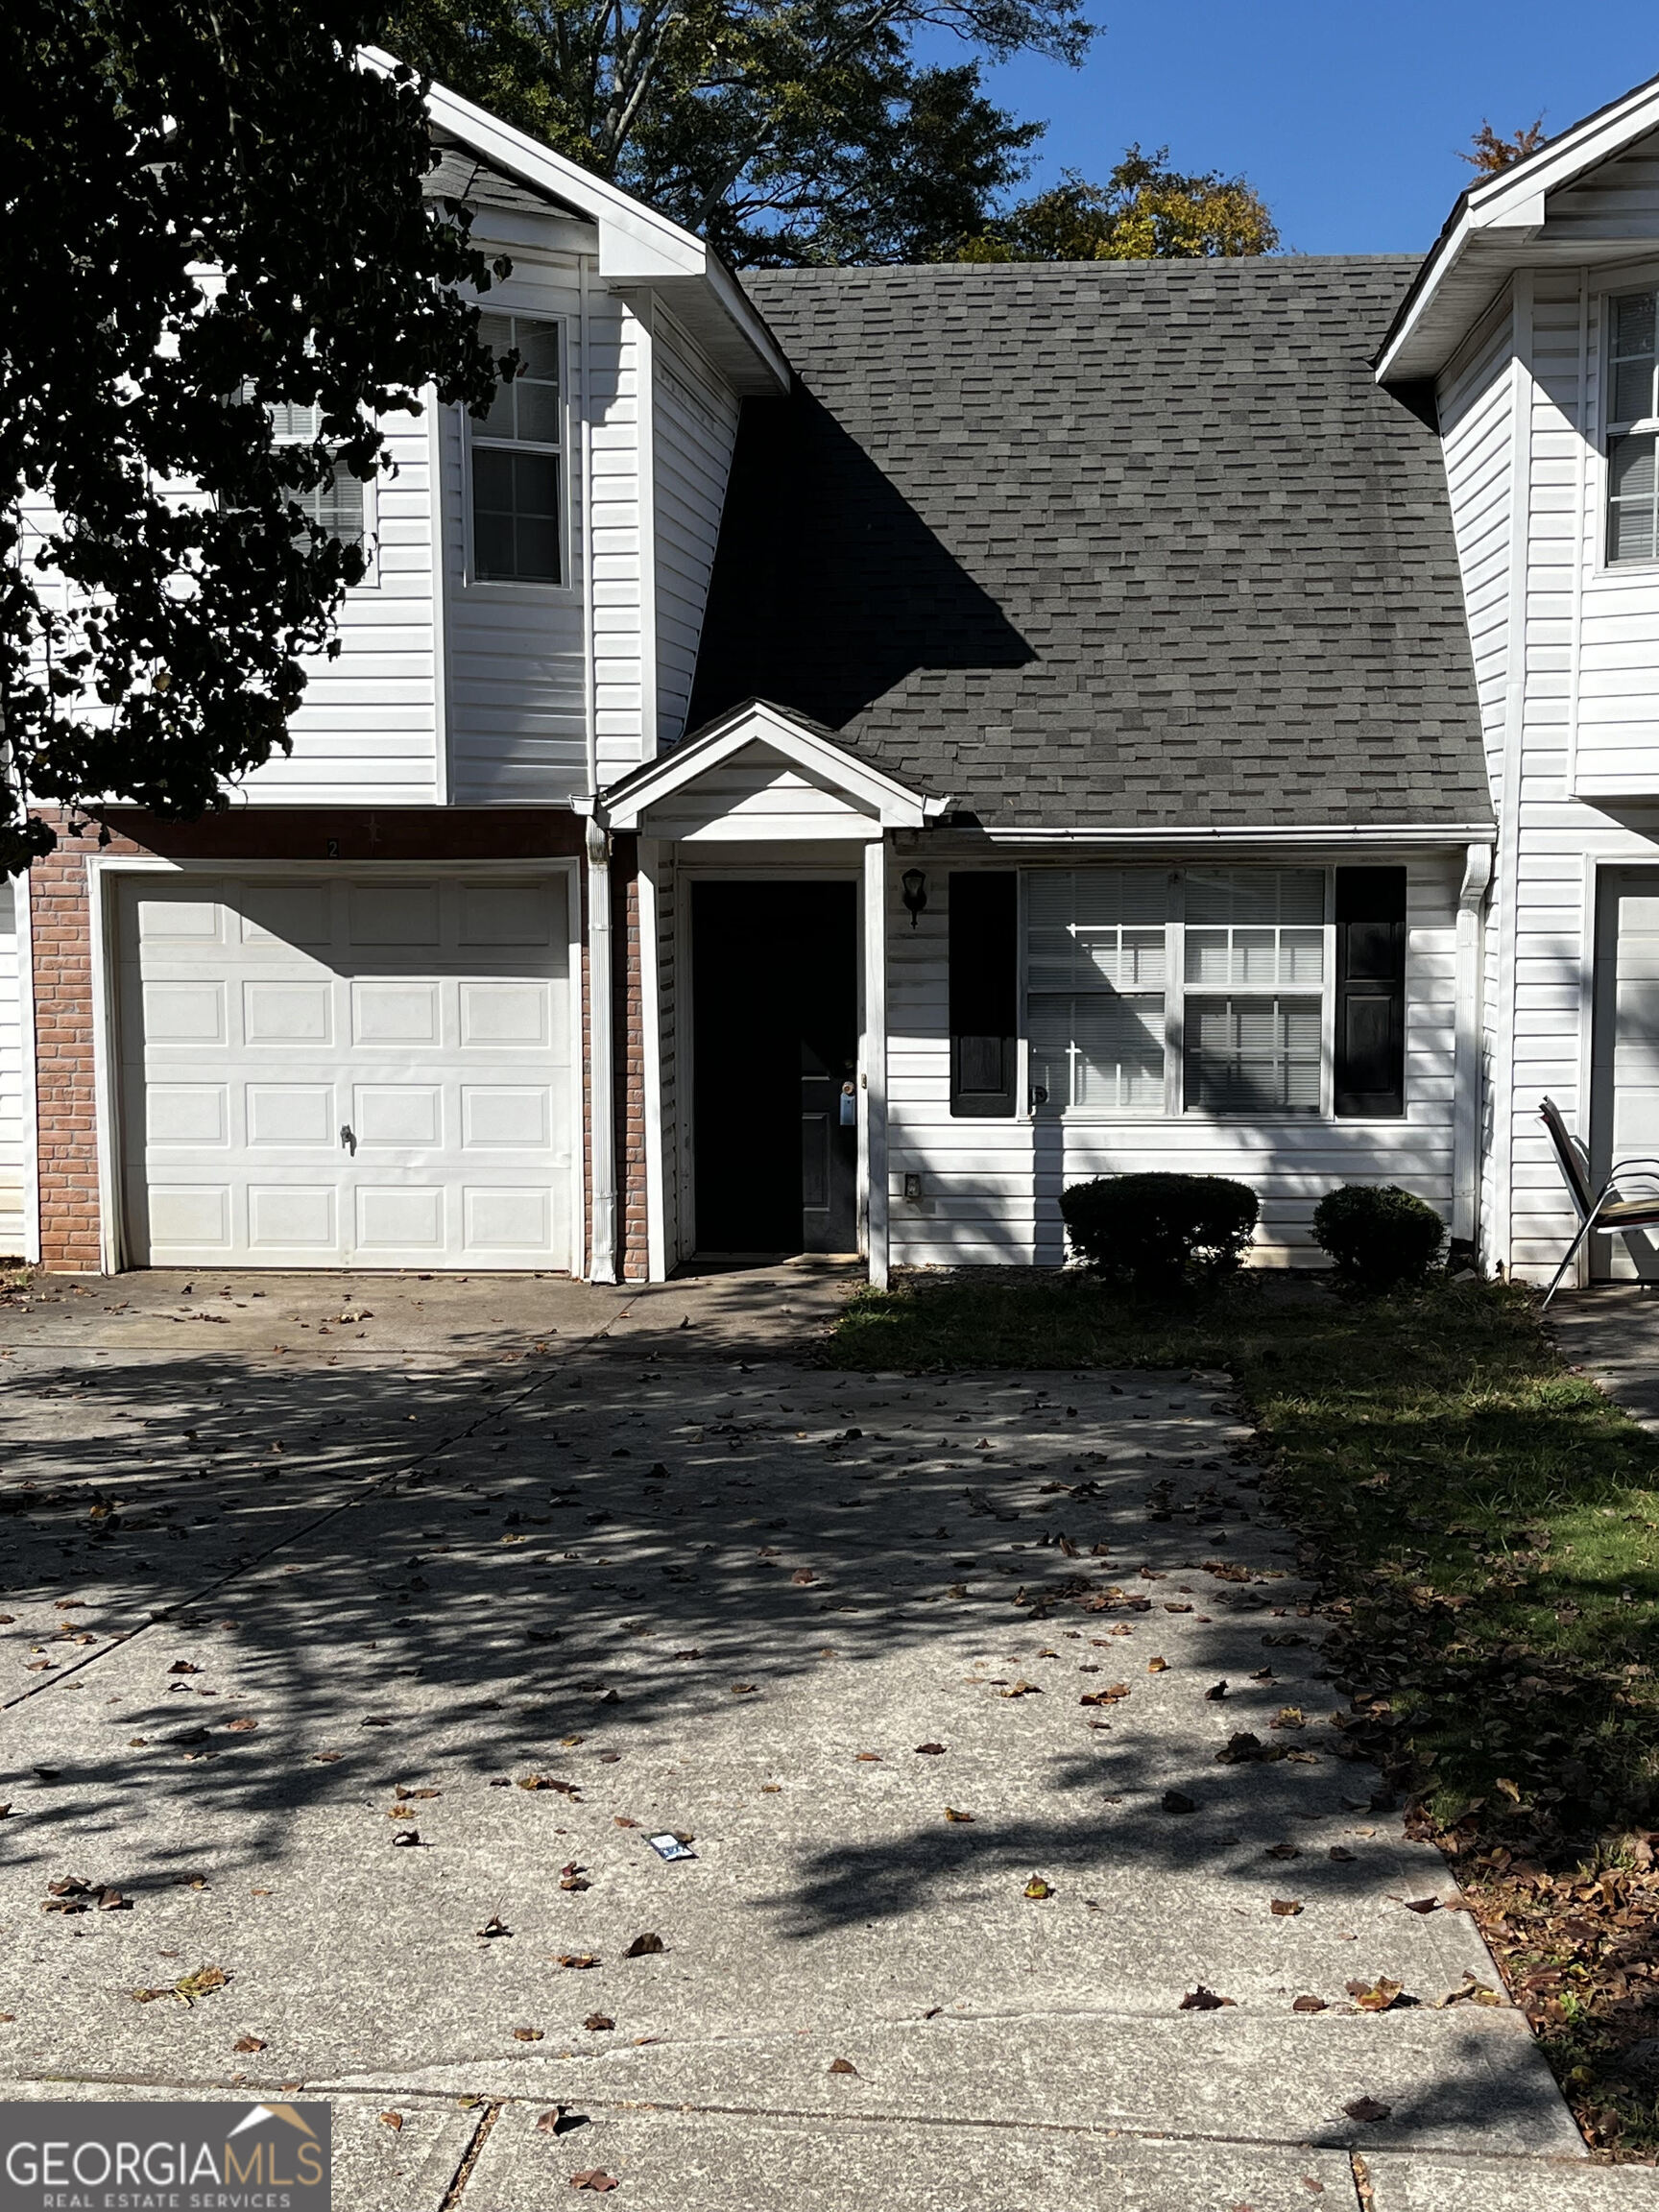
[950,873,1018,1117]
[1334,868,1407,1118]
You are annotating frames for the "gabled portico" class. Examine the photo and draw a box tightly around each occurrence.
[592,702,948,1287]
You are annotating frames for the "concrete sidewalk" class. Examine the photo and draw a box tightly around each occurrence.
[0,1271,1629,2207]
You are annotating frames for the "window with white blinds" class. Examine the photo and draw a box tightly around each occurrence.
[260,397,366,547]
[1024,866,1330,1119]
[1026,869,1167,1117]
[1606,290,1659,565]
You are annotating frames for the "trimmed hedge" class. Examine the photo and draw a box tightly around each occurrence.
[1060,1172,1258,1289]
[1312,1183,1445,1291]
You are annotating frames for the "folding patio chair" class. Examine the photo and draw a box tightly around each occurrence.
[1538,1095,1659,1308]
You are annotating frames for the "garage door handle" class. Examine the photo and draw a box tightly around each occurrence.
[340,1124,356,1155]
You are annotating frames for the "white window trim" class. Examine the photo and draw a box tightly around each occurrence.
[461,311,576,600]
[1022,864,1344,1125]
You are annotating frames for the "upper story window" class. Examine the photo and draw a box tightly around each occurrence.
[472,314,563,585]
[244,395,367,548]
[1607,289,1659,565]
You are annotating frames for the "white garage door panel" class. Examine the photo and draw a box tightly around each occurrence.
[119,876,573,1269]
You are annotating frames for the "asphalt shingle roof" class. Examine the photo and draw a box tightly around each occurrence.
[686,257,1492,830]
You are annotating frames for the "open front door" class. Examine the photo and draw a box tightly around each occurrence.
[690,880,858,1257]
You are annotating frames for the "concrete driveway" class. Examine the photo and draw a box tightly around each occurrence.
[0,1266,1629,2210]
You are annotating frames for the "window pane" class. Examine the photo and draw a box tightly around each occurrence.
[1615,290,1656,364]
[517,381,563,444]
[1184,995,1322,1114]
[472,448,561,582]
[517,322,560,385]
[1185,867,1325,926]
[1025,868,1166,990]
[1614,355,1656,425]
[1184,922,1324,988]
[270,398,322,442]
[1610,432,1659,565]
[299,465,364,546]
[1029,993,1165,1117]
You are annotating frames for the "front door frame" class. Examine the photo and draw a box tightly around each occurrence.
[88,854,584,1277]
[671,842,887,1284]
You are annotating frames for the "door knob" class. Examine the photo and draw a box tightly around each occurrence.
[340,1124,357,1154]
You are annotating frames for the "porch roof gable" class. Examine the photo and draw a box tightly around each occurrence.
[595,700,951,834]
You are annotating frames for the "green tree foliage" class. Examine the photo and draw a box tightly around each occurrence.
[1459,116,1548,178]
[385,0,1090,263]
[947,146,1278,262]
[0,1,505,874]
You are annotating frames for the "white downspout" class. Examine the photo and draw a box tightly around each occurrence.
[586,813,617,1284]
[577,256,619,1283]
[1454,841,1493,1252]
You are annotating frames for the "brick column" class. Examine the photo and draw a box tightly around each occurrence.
[28,811,143,1272]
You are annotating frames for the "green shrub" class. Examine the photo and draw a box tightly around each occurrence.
[1312,1183,1445,1291]
[1060,1172,1258,1289]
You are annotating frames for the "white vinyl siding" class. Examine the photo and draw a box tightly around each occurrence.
[653,314,741,749]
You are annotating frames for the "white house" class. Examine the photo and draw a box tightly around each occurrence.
[13,62,1659,1289]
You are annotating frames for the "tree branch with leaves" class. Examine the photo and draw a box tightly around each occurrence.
[0,0,506,874]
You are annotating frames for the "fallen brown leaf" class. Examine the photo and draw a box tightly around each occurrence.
[1179,1986,1236,2010]
[1399,1897,1441,1914]
[1162,1791,1196,1815]
[568,2171,618,2192]
[944,1808,974,1823]
[477,1915,513,1939]
[1291,1995,1327,2013]
[1343,2096,1392,2124]
[513,2028,545,2042]
[1146,1657,1168,1673]
[583,2013,614,2032]
[535,2109,566,2136]
[1270,1898,1304,1916]
[1346,1978,1406,2013]
[232,2035,267,2053]
[556,1955,601,1970]
[1023,1875,1052,1899]
[624,1934,664,1957]
[828,2057,858,2076]
[379,2112,402,2130]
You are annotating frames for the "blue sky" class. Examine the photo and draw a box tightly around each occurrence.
[928,1,1659,253]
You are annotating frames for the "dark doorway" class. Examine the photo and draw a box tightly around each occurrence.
[691,879,858,1256]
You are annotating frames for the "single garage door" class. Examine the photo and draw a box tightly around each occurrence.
[117,874,575,1269]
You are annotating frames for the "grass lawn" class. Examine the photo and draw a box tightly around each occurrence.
[831,1268,1659,2155]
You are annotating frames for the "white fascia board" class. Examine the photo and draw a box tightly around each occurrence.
[600,706,944,829]
[1379,73,1659,383]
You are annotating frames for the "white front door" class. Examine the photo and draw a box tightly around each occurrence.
[1592,866,1659,1281]
[116,874,575,1269]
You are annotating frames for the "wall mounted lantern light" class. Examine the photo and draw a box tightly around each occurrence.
[900,868,927,928]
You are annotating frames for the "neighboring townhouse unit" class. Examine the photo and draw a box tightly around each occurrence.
[12,64,1659,1289]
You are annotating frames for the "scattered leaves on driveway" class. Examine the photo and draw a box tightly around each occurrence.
[1343,2096,1392,2124]
[1023,1876,1052,1899]
[1180,1986,1235,2010]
